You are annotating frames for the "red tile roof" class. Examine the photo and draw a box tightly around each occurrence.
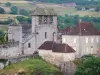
[38,41,56,50]
[53,43,75,53]
[38,41,75,53]
[62,26,70,34]
[65,22,100,35]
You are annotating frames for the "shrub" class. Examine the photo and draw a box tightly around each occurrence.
[0,7,5,14]
[5,2,11,7]
[10,6,18,14]
[19,9,29,16]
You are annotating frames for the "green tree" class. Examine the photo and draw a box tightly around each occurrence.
[0,7,5,14]
[19,9,29,16]
[0,31,6,43]
[75,57,100,75]
[10,6,18,14]
[5,2,11,7]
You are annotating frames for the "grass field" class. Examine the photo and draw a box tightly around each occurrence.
[73,11,100,17]
[0,1,100,17]
[0,14,22,21]
[0,58,62,75]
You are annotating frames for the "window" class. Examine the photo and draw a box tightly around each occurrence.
[39,16,42,24]
[96,37,99,43]
[62,38,66,43]
[44,16,48,24]
[91,38,94,43]
[53,32,55,41]
[45,32,47,39]
[86,46,89,53]
[86,38,88,43]
[49,16,53,24]
[28,43,31,48]
[73,38,76,43]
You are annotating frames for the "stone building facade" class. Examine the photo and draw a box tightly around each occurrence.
[0,7,58,58]
[62,22,100,58]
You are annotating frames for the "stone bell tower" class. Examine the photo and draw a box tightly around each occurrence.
[32,7,58,48]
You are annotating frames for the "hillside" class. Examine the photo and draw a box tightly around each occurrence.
[0,58,62,75]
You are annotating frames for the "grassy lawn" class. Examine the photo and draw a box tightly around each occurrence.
[0,25,8,32]
[0,58,62,75]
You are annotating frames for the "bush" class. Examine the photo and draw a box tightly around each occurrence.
[5,2,11,7]
[16,16,32,24]
[10,6,18,14]
[0,7,5,14]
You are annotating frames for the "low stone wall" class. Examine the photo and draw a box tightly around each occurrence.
[0,54,39,70]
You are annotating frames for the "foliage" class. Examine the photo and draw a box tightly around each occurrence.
[10,6,18,14]
[0,7,5,14]
[19,9,29,16]
[28,0,100,5]
[0,58,62,75]
[0,30,6,43]
[16,16,32,24]
[5,2,11,7]
[75,57,100,75]
[58,14,100,30]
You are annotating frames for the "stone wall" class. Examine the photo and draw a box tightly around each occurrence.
[0,42,22,57]
[0,54,39,70]
[39,50,75,66]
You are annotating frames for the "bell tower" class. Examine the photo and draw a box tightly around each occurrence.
[32,7,58,48]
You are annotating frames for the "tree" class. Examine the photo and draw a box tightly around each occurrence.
[5,2,11,7]
[19,9,29,16]
[0,7,5,14]
[75,57,100,75]
[0,31,6,43]
[10,6,18,14]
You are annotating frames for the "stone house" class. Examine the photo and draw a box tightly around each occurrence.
[62,22,100,58]
[38,41,75,65]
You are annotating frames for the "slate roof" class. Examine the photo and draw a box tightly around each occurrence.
[38,41,75,53]
[32,7,57,16]
[66,22,100,35]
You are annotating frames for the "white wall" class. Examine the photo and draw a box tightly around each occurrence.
[39,50,75,65]
[62,35,100,58]
[23,36,36,55]
[0,46,21,57]
[8,26,22,43]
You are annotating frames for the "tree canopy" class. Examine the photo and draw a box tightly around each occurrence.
[0,7,5,14]
[75,57,100,75]
[10,6,18,14]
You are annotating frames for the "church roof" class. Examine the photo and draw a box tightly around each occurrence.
[66,22,100,35]
[32,7,57,16]
[38,41,75,53]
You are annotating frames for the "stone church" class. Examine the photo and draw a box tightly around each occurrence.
[7,7,58,55]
